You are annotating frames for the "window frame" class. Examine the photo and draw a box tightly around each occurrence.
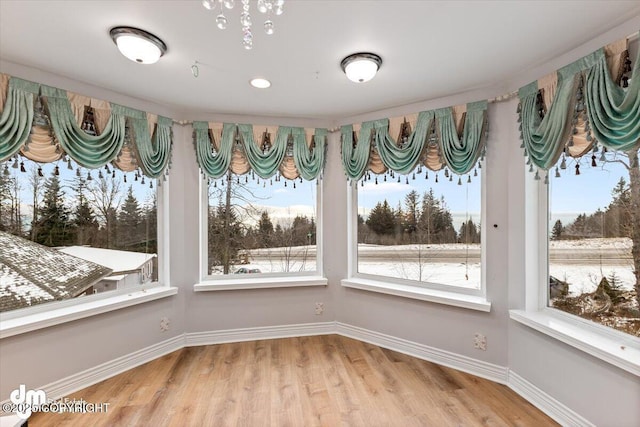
[195,174,327,291]
[510,166,640,376]
[341,166,490,312]
[0,173,175,337]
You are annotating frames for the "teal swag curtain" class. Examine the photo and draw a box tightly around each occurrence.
[340,101,488,181]
[0,77,39,161]
[518,31,640,176]
[0,74,174,179]
[192,122,327,181]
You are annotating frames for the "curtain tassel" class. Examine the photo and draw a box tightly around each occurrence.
[12,157,18,169]
[534,170,540,180]
[54,165,59,176]
[112,170,116,178]
[87,172,92,181]
[141,176,146,185]
[544,173,549,184]
[457,176,462,185]
[375,176,378,185]
[560,155,567,170]
[467,175,471,183]
[591,155,597,167]
[124,174,127,183]
[405,177,409,184]
[98,170,103,179]
[555,167,561,178]
[2,164,9,176]
[37,166,43,177]
[383,174,387,182]
[575,164,580,175]
[473,168,478,177]
[20,162,26,173]
[150,180,153,189]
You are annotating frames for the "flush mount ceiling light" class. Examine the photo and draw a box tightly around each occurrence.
[110,26,167,64]
[250,78,271,88]
[340,52,382,83]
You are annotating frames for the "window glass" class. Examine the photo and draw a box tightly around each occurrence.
[356,168,481,289]
[0,158,158,313]
[206,172,318,276]
[548,149,640,336]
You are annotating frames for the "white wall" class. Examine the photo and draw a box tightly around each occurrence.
[2,18,640,426]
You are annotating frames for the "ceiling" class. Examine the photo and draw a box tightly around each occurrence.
[1,1,639,122]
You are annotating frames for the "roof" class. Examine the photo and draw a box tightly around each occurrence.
[56,246,156,274]
[0,232,113,313]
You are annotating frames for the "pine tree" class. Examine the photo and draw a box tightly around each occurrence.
[366,200,396,235]
[118,186,143,250]
[34,172,72,246]
[70,176,98,245]
[551,219,564,240]
[403,190,419,235]
[257,211,274,247]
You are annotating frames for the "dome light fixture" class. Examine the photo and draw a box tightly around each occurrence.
[340,52,382,83]
[110,26,167,64]
[250,78,271,89]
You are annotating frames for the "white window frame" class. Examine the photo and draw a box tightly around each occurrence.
[194,175,327,291]
[0,175,177,339]
[510,168,640,376]
[341,167,491,312]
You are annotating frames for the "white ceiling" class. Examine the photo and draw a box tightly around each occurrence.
[1,1,639,122]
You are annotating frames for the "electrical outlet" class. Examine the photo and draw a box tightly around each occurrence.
[473,333,486,350]
[315,302,324,315]
[160,317,170,332]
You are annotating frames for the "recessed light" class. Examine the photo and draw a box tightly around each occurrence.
[110,26,167,65]
[250,78,271,89]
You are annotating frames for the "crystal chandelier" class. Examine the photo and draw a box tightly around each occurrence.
[202,0,284,50]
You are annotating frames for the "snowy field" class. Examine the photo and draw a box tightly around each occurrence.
[216,238,635,297]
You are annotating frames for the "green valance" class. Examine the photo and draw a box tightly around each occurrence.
[340,101,488,181]
[0,74,174,179]
[192,122,327,181]
[518,31,640,176]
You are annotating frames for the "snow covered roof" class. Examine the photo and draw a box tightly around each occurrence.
[56,246,155,273]
[0,232,112,312]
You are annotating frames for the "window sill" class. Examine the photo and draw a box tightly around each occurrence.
[0,286,179,339]
[194,275,328,292]
[341,277,491,312]
[510,309,640,376]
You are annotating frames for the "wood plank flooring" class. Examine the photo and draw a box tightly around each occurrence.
[29,335,557,426]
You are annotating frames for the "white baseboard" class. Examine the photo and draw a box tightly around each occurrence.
[13,322,589,427]
[335,322,509,384]
[41,334,185,401]
[184,321,334,346]
[508,371,594,427]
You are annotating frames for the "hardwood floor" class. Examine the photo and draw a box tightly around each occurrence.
[29,335,557,426]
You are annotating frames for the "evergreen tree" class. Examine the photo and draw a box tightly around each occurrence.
[34,172,72,246]
[403,190,419,235]
[142,194,158,254]
[257,211,274,247]
[551,219,564,240]
[367,200,396,235]
[70,176,98,245]
[117,186,143,250]
[459,219,480,244]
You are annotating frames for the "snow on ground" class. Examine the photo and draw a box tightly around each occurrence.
[213,239,636,296]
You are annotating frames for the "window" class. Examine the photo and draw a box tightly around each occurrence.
[200,172,321,279]
[353,168,482,291]
[547,149,639,337]
[0,157,164,315]
[193,122,326,288]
